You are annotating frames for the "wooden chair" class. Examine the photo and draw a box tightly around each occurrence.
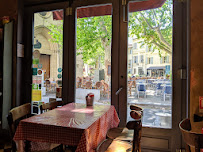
[40,101,58,113]
[97,109,142,152]
[128,81,133,96]
[103,82,110,99]
[179,118,203,152]
[76,77,82,88]
[107,105,143,140]
[84,81,92,89]
[95,81,104,96]
[7,103,32,152]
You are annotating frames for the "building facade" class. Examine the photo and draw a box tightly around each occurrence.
[128,38,172,77]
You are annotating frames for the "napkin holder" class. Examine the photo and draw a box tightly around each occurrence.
[86,93,94,106]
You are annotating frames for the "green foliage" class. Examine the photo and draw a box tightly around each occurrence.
[76,16,112,65]
[48,21,63,50]
[47,0,173,67]
[129,0,172,55]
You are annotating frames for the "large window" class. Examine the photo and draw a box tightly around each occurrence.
[127,0,172,128]
[31,10,63,114]
[75,4,112,105]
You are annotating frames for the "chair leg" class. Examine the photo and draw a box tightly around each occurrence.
[164,93,165,101]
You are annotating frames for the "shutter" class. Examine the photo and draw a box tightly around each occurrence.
[146,57,148,64]
[136,56,138,63]
[151,57,153,64]
[166,56,169,63]
[160,57,163,64]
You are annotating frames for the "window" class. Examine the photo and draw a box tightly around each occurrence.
[133,43,137,49]
[146,45,153,52]
[150,57,153,64]
[134,68,136,74]
[140,55,144,63]
[160,56,169,63]
[129,49,132,54]
[128,59,132,68]
[146,57,153,64]
[138,68,144,75]
[134,56,138,63]
[140,41,144,48]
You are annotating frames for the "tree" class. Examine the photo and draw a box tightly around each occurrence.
[48,0,173,67]
[76,16,112,67]
[129,0,172,55]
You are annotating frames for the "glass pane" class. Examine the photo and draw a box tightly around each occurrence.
[127,0,173,128]
[75,4,112,105]
[32,10,63,114]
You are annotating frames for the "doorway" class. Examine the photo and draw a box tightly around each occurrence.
[39,54,50,81]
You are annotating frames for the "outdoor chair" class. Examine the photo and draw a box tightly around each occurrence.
[84,81,92,89]
[96,105,143,152]
[95,81,104,96]
[76,77,82,88]
[103,82,110,99]
[155,83,163,96]
[128,81,133,96]
[163,85,172,101]
[137,84,146,98]
[179,118,203,152]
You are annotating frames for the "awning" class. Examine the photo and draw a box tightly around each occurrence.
[147,66,165,70]
[53,0,166,20]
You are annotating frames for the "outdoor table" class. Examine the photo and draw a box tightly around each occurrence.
[13,103,120,152]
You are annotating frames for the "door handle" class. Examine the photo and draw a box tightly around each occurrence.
[116,87,123,95]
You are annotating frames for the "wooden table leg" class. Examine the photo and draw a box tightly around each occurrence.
[25,140,31,152]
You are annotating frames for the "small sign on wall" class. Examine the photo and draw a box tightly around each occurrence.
[199,96,203,113]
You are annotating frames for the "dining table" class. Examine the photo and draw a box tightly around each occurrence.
[13,103,120,152]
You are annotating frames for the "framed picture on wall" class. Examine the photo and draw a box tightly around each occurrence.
[107,65,111,75]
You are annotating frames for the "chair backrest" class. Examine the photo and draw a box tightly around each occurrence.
[7,103,31,137]
[179,118,203,152]
[103,82,109,91]
[156,83,162,89]
[138,84,145,91]
[130,104,143,116]
[95,81,103,89]
[40,101,58,113]
[85,81,92,89]
[165,86,172,94]
[49,98,56,103]
[126,110,142,152]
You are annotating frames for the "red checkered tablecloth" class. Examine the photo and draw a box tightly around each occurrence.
[14,103,120,152]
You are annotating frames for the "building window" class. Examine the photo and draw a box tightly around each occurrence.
[133,43,137,49]
[134,68,136,74]
[130,49,132,54]
[140,55,144,63]
[134,56,138,63]
[128,59,132,68]
[146,45,153,52]
[138,68,144,75]
[140,41,144,48]
[160,56,169,63]
[147,57,153,64]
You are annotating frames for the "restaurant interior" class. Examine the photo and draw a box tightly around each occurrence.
[0,0,202,151]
